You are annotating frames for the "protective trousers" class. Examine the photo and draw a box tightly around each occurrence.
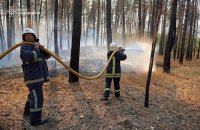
[104,78,120,97]
[26,85,44,124]
[24,93,31,114]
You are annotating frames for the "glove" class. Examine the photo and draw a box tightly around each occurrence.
[118,47,125,52]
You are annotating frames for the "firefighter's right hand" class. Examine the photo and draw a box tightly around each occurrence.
[119,47,125,52]
[33,42,40,49]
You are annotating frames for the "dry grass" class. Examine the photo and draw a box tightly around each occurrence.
[0,57,200,129]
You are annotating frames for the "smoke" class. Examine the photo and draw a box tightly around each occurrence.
[0,36,156,74]
[79,38,156,73]
[0,50,22,69]
[122,40,155,73]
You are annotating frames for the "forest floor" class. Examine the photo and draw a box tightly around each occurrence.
[0,56,200,130]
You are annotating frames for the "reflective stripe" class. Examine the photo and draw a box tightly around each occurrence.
[32,50,37,60]
[106,75,121,78]
[106,56,120,78]
[30,108,42,112]
[105,88,110,91]
[32,90,38,109]
[112,57,116,74]
[25,77,44,85]
[106,73,121,76]
[115,90,120,92]
[105,73,121,78]
[25,58,43,64]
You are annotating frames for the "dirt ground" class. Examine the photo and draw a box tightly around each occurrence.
[0,56,200,130]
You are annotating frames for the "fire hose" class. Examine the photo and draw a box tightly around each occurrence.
[0,42,120,80]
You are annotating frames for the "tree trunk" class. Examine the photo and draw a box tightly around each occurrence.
[59,0,64,50]
[6,0,12,59]
[20,0,24,32]
[45,0,49,49]
[197,40,200,59]
[103,0,106,45]
[54,0,59,56]
[86,2,93,45]
[176,0,185,60]
[122,0,126,45]
[147,0,153,32]
[114,0,119,40]
[100,0,105,45]
[194,1,198,57]
[6,0,10,48]
[35,0,37,31]
[69,0,82,83]
[96,0,100,46]
[163,0,177,73]
[179,0,190,64]
[106,0,112,51]
[37,0,42,36]
[85,12,90,46]
[67,0,70,49]
[92,0,96,44]
[173,7,181,62]
[190,0,197,59]
[10,0,14,45]
[144,0,163,107]
[27,0,32,28]
[159,0,168,56]
[0,13,5,53]
[142,0,147,35]
[173,34,178,61]
[138,0,142,34]
[150,0,156,36]
[186,0,195,61]
[81,4,85,46]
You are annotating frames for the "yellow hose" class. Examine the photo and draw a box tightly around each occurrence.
[0,42,119,80]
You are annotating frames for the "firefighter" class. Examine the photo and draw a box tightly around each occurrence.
[20,28,50,126]
[100,43,127,101]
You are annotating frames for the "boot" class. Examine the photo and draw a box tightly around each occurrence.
[115,96,121,100]
[100,96,108,101]
[31,119,48,126]
[23,101,30,116]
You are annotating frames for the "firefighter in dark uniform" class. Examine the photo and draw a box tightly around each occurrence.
[100,43,127,101]
[20,28,50,126]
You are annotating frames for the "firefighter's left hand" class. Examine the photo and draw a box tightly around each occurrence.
[33,42,40,49]
[118,47,125,52]
[39,44,44,48]
[34,42,44,48]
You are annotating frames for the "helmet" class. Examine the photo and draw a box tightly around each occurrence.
[22,28,36,41]
[23,28,36,36]
[109,43,118,51]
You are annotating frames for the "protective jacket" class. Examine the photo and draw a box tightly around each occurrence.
[20,44,50,87]
[105,51,127,78]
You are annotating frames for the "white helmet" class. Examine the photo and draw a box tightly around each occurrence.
[22,28,36,41]
[110,43,118,51]
[23,28,36,36]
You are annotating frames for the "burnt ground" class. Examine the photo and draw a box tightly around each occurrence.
[0,56,200,130]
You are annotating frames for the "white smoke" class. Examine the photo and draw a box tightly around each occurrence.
[122,40,156,73]
[78,38,156,73]
[0,39,156,75]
